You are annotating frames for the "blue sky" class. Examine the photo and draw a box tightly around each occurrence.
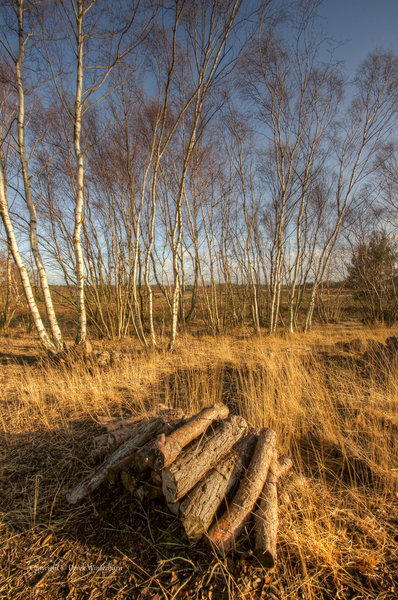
[319,0,398,74]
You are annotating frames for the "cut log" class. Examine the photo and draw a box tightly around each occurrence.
[93,432,112,449]
[134,433,165,472]
[66,417,165,504]
[121,470,137,493]
[95,405,180,433]
[137,403,229,472]
[179,428,260,543]
[162,415,248,504]
[91,434,112,460]
[207,428,277,553]
[92,426,142,457]
[254,453,293,569]
[110,426,143,447]
[93,408,186,459]
[96,415,141,433]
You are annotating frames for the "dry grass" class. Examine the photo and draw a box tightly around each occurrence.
[1,324,398,599]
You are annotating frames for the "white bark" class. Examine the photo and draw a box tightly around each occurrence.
[73,0,87,344]
[0,162,57,353]
[15,0,64,352]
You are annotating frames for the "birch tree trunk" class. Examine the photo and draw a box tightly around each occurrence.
[0,162,58,353]
[73,0,87,345]
[167,0,241,350]
[15,0,64,352]
[3,243,13,330]
[304,53,398,331]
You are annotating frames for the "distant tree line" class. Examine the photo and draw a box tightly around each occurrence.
[0,0,397,352]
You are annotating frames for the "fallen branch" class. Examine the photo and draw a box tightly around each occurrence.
[96,415,142,433]
[66,417,166,504]
[207,428,277,553]
[254,453,293,568]
[179,428,259,542]
[162,415,248,504]
[92,425,143,458]
[135,403,229,472]
[94,408,185,459]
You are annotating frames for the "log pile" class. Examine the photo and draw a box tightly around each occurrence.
[66,403,293,568]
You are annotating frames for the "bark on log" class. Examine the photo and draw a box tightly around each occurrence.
[207,428,277,553]
[93,432,112,448]
[179,428,260,543]
[66,417,165,504]
[162,415,248,504]
[94,409,185,459]
[96,415,141,433]
[91,435,111,460]
[134,433,166,472]
[254,453,293,569]
[92,426,141,457]
[137,403,229,472]
[96,405,178,433]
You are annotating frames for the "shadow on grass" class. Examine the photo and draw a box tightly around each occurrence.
[0,349,44,366]
[1,346,397,599]
[0,419,245,600]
